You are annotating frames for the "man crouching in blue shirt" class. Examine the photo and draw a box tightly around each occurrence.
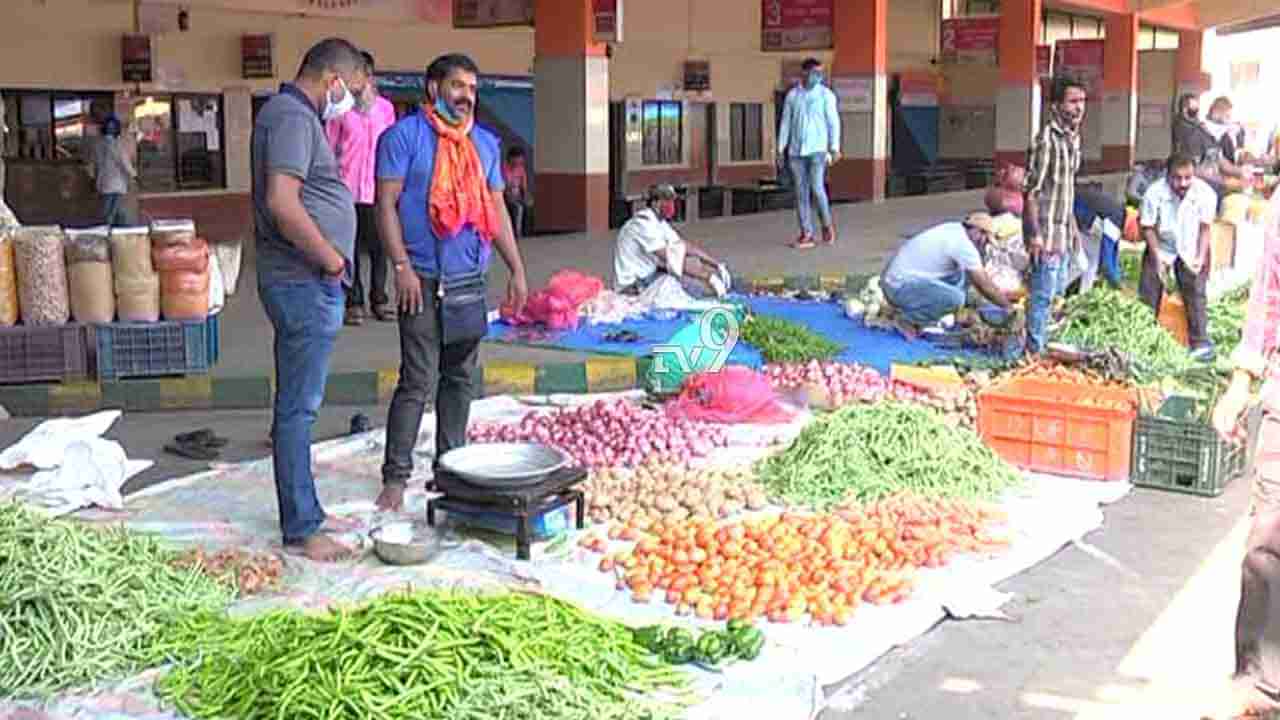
[374,53,529,512]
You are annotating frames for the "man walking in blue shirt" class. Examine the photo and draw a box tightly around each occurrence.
[373,53,529,512]
[778,57,842,250]
[252,38,368,561]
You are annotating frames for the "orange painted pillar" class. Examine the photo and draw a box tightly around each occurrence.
[1176,29,1206,99]
[829,0,887,203]
[994,0,1042,170]
[1101,13,1138,172]
[532,0,610,233]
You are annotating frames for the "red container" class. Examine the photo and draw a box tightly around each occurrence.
[977,377,1136,481]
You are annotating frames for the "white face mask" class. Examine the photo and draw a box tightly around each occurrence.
[322,77,355,121]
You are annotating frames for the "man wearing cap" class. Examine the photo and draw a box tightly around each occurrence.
[880,212,1014,337]
[614,184,731,298]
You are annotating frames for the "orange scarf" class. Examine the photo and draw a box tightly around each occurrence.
[426,108,501,244]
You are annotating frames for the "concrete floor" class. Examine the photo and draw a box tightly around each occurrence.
[0,187,1249,717]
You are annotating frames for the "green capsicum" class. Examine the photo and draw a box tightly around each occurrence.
[694,632,729,665]
[733,628,766,661]
[633,625,665,651]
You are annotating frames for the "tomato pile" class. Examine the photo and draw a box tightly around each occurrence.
[468,398,729,469]
[586,494,1010,625]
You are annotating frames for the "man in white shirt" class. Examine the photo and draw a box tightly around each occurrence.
[880,212,1013,337]
[777,57,841,249]
[614,184,729,297]
[1139,151,1217,360]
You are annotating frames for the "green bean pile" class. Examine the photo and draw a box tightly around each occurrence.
[1055,287,1193,383]
[0,503,234,698]
[757,403,1022,510]
[741,314,843,364]
[150,590,692,720]
[1208,285,1249,359]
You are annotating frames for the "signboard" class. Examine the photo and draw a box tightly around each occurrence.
[1138,104,1168,129]
[683,61,710,92]
[241,34,275,79]
[453,0,532,28]
[592,0,621,42]
[940,16,999,64]
[762,0,833,52]
[1036,45,1051,77]
[832,75,873,113]
[1055,39,1105,96]
[898,73,938,107]
[122,34,153,83]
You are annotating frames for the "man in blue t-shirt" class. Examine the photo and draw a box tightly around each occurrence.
[373,53,529,511]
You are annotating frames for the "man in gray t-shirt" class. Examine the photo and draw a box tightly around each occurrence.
[251,37,368,562]
[880,212,1012,335]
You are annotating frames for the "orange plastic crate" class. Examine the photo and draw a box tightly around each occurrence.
[977,377,1136,481]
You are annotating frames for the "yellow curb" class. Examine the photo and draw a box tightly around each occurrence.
[159,376,214,410]
[48,380,102,412]
[483,362,536,395]
[819,273,846,291]
[585,357,637,392]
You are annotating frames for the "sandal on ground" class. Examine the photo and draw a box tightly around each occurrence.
[164,439,220,461]
[175,429,228,448]
[788,235,817,250]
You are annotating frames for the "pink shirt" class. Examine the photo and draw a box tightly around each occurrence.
[1233,192,1280,410]
[326,95,396,205]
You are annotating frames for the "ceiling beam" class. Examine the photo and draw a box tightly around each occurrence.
[1138,2,1199,29]
[1197,0,1280,29]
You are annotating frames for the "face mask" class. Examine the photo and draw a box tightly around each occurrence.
[322,78,355,122]
[434,94,461,124]
[805,71,822,89]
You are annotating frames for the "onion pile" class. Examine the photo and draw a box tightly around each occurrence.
[765,361,977,427]
[468,398,729,469]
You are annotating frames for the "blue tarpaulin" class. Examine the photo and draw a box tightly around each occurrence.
[485,297,998,374]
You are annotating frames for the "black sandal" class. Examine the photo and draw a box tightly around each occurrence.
[175,429,229,448]
[164,440,220,461]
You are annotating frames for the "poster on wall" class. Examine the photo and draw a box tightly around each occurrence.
[593,0,622,42]
[241,34,275,79]
[122,34,153,83]
[898,73,938,107]
[762,0,834,52]
[1055,39,1104,96]
[1139,104,1168,129]
[453,0,532,27]
[683,61,711,92]
[831,76,873,113]
[1036,45,1051,77]
[940,16,999,65]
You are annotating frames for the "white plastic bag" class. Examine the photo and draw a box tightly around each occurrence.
[0,410,121,470]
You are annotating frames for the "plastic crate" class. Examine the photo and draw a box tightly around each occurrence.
[1131,397,1245,497]
[96,319,211,380]
[0,324,91,384]
[205,313,220,366]
[977,376,1137,481]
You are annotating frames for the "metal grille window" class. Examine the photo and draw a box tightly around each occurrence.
[642,100,683,166]
[729,103,764,162]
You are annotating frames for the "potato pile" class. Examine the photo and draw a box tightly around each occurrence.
[585,465,769,525]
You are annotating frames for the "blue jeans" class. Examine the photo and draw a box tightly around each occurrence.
[883,272,968,326]
[259,278,345,544]
[101,193,130,226]
[789,154,832,237]
[1099,235,1121,287]
[1025,254,1070,354]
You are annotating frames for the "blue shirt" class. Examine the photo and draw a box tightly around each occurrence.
[778,84,841,158]
[375,110,505,278]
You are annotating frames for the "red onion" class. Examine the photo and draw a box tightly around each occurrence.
[468,398,729,469]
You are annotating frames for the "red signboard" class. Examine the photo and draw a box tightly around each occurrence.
[122,34,153,83]
[453,0,533,28]
[899,73,939,107]
[1036,45,1051,77]
[940,16,999,63]
[241,34,274,79]
[762,0,833,52]
[1056,39,1105,95]
[593,0,621,42]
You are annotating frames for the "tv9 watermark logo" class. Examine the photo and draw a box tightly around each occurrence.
[649,307,742,392]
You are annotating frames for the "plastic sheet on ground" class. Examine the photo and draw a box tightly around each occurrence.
[0,393,1128,720]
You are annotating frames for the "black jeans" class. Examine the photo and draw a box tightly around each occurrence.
[382,276,481,486]
[347,203,390,309]
[1137,248,1210,349]
[505,199,526,239]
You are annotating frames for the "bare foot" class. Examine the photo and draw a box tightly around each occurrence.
[321,515,359,533]
[375,484,406,512]
[287,533,353,562]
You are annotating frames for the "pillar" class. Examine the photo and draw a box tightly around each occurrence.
[1101,13,1138,172]
[532,0,610,233]
[1175,29,1206,99]
[994,0,1042,170]
[829,0,888,203]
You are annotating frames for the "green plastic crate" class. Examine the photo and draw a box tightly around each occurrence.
[1131,397,1244,497]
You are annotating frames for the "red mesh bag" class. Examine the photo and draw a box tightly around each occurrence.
[667,366,797,425]
[546,269,604,306]
[501,270,604,330]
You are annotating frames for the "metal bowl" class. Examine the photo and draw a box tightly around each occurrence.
[369,522,443,566]
[437,443,570,488]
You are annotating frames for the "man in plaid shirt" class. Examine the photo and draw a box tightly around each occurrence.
[1022,74,1088,354]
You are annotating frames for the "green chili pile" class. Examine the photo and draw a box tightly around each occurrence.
[757,403,1022,510]
[149,590,692,720]
[0,503,234,698]
[1055,287,1193,383]
[1208,284,1249,360]
[741,314,843,364]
